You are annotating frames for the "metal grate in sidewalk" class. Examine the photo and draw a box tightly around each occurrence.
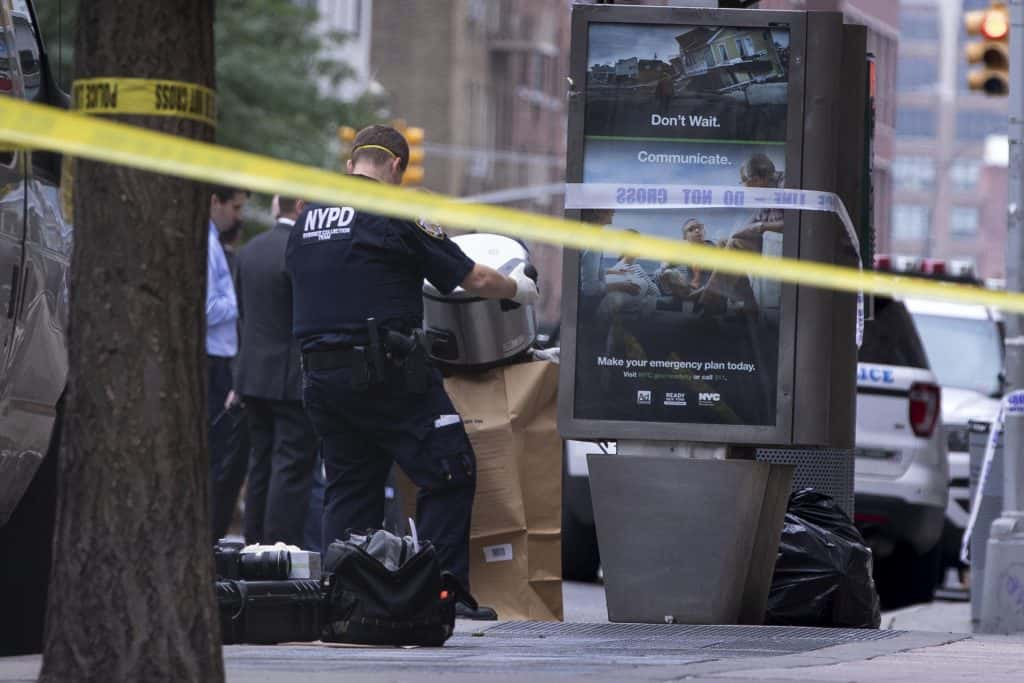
[478,621,900,657]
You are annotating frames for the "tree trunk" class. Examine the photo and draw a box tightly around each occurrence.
[40,2,222,681]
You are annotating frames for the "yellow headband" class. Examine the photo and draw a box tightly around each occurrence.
[352,143,397,158]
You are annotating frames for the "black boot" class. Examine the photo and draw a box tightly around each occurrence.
[455,601,498,620]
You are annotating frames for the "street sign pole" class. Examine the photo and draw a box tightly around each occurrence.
[978,0,1024,636]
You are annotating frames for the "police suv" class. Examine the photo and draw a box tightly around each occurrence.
[853,296,946,608]
[564,296,949,610]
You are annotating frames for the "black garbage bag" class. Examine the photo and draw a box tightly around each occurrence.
[765,489,881,628]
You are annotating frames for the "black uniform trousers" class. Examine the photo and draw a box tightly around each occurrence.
[302,365,476,586]
[208,355,249,543]
[243,397,318,546]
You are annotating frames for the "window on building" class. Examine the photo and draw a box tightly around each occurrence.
[956,110,1007,140]
[950,206,980,239]
[467,0,487,28]
[892,156,936,190]
[896,57,938,92]
[316,0,362,35]
[896,108,937,138]
[735,37,754,57]
[718,45,728,62]
[892,204,930,241]
[950,159,982,191]
[899,9,939,41]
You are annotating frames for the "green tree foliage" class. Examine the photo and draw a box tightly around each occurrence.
[215,0,384,167]
[34,0,384,168]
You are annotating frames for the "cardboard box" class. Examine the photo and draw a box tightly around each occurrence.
[399,360,563,621]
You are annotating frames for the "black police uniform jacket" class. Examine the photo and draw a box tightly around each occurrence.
[285,194,474,353]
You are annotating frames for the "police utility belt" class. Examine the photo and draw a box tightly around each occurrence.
[302,318,431,393]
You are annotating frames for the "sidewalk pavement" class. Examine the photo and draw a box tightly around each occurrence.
[3,597,1021,682]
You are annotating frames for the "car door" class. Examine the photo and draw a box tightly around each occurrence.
[0,0,70,528]
[11,0,71,423]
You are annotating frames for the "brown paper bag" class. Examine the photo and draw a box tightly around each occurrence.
[396,360,563,621]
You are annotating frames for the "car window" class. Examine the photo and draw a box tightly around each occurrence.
[11,3,41,102]
[912,312,1003,396]
[0,4,18,168]
[11,2,62,183]
[858,297,930,369]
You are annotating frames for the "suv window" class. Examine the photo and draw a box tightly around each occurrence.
[858,297,930,369]
[912,311,1003,396]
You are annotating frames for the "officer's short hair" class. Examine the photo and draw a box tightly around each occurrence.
[350,125,410,172]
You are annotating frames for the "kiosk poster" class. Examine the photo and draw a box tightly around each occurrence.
[574,22,790,426]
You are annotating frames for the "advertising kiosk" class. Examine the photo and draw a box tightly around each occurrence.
[559,4,870,624]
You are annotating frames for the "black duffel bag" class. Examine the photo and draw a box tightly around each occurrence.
[321,530,474,647]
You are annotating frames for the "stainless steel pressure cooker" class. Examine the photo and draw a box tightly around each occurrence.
[422,233,537,368]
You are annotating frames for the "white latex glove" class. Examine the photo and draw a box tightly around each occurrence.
[509,262,540,306]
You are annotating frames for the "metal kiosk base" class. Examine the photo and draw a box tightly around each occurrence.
[587,442,794,624]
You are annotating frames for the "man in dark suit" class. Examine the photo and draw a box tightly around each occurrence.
[235,196,317,545]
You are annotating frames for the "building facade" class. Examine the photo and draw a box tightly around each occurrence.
[368,0,572,325]
[888,0,1007,278]
[757,0,900,269]
[313,0,376,100]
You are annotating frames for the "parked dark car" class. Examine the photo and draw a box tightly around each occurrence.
[0,0,72,656]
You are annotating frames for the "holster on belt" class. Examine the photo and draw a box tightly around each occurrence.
[393,329,431,394]
[348,319,433,393]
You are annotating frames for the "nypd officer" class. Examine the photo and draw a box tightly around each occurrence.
[286,125,538,619]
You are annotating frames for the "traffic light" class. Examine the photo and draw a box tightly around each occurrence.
[965,1,1010,96]
[403,126,425,186]
[337,125,357,168]
[391,119,425,186]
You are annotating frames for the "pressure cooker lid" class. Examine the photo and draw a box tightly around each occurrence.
[423,233,529,299]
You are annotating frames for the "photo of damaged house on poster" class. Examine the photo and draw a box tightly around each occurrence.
[573,22,791,427]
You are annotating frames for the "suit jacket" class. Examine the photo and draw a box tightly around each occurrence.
[234,220,303,401]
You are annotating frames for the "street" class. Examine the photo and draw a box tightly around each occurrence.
[3,584,1022,683]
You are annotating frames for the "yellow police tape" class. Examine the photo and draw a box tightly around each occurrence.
[1,94,1023,314]
[71,78,216,127]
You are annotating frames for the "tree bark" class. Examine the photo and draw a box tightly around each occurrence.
[40,2,222,681]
